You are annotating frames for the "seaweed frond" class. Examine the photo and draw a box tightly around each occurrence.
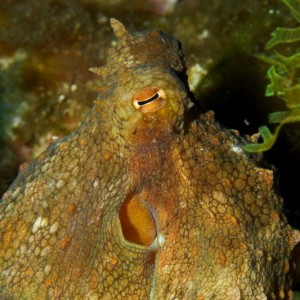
[244,0,300,152]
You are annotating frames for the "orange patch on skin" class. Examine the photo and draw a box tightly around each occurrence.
[96,85,111,93]
[234,178,246,191]
[110,257,118,266]
[44,278,52,288]
[19,162,29,173]
[75,270,82,277]
[90,270,99,288]
[273,211,280,222]
[197,295,205,300]
[95,101,109,116]
[255,168,273,188]
[284,259,290,273]
[67,204,77,214]
[219,251,227,267]
[38,152,47,160]
[205,110,215,121]
[240,242,248,252]
[18,222,29,241]
[203,151,215,161]
[59,142,69,151]
[190,245,199,257]
[3,231,14,249]
[103,152,112,160]
[209,136,220,145]
[222,178,232,187]
[226,214,238,225]
[206,209,216,222]
[279,289,285,299]
[79,138,88,146]
[60,237,72,250]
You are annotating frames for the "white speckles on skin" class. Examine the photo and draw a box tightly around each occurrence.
[124,55,135,68]
[40,246,51,257]
[88,216,101,226]
[41,162,50,173]
[66,160,78,171]
[227,286,241,298]
[72,166,79,176]
[49,222,59,234]
[50,155,57,163]
[114,179,121,187]
[69,178,77,189]
[48,180,56,189]
[212,191,227,204]
[44,265,51,275]
[127,55,134,60]
[257,294,267,300]
[2,269,9,278]
[29,235,35,243]
[34,246,41,256]
[168,293,177,300]
[158,233,166,247]
[5,202,14,213]
[108,184,114,192]
[231,145,243,154]
[20,244,27,256]
[32,217,49,234]
[11,187,21,199]
[93,180,99,188]
[56,180,64,189]
[41,200,48,209]
[162,264,170,273]
[36,270,45,283]
[180,201,187,208]
[24,182,35,197]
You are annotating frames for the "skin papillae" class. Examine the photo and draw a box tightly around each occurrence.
[0,19,299,300]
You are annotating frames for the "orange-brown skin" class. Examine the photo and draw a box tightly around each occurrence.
[0,19,299,299]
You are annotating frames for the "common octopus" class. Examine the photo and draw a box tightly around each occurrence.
[0,19,299,300]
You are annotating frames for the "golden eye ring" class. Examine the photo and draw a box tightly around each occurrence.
[132,86,166,113]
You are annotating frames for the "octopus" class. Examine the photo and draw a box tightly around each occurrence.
[0,19,299,300]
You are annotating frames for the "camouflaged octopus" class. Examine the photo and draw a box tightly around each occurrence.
[0,19,299,300]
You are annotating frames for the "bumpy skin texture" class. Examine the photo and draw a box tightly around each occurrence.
[0,19,299,300]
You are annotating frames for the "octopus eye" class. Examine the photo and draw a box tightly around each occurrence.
[132,86,166,113]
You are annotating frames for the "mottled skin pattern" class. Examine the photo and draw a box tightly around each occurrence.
[0,19,299,300]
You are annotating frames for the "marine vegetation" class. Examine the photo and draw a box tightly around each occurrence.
[244,0,300,152]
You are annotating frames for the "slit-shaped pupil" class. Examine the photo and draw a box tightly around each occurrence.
[132,86,166,113]
[137,93,160,106]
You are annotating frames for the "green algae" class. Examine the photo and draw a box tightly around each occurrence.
[244,0,300,152]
